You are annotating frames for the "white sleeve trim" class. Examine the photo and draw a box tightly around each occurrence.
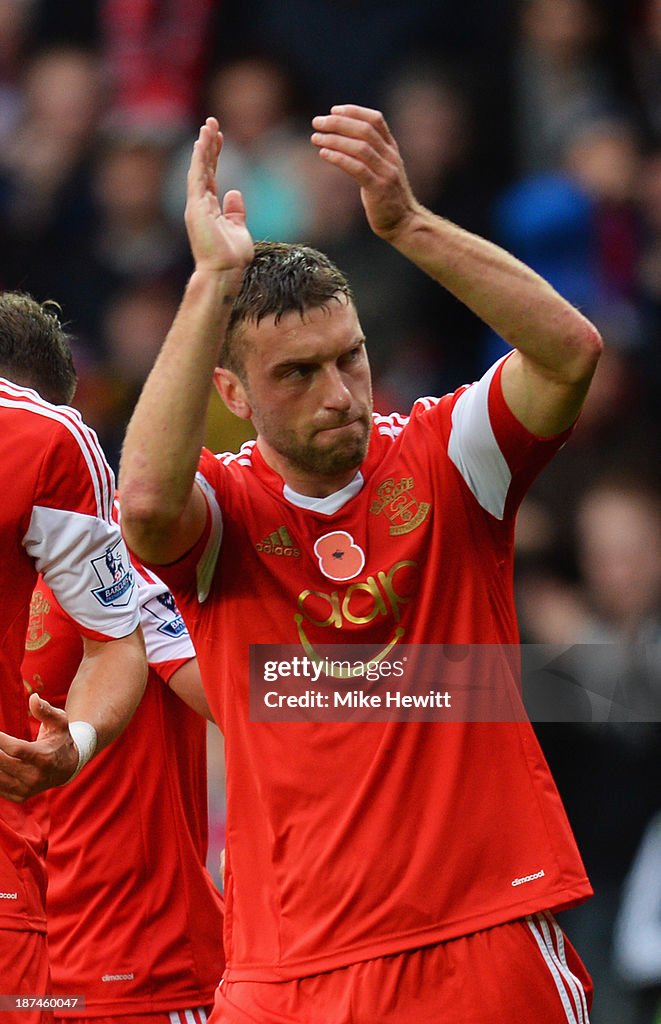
[447,358,511,521]
[194,472,223,603]
[136,571,195,664]
[24,505,139,636]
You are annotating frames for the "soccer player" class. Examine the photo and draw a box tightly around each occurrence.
[0,292,146,1021]
[119,108,603,1022]
[23,562,224,1024]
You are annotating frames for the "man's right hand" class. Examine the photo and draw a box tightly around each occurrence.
[0,695,78,802]
[185,116,255,277]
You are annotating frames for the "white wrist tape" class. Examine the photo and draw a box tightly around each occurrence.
[67,722,98,782]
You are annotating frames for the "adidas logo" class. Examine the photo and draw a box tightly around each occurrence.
[256,526,300,557]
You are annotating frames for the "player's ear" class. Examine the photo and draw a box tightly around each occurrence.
[213,366,252,420]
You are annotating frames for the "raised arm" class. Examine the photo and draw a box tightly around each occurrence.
[119,117,254,565]
[311,104,602,435]
[168,657,214,722]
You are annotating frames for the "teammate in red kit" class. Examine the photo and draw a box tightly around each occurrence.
[23,556,224,1024]
[119,107,603,1023]
[0,292,146,1022]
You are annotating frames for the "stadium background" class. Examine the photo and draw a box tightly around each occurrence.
[1,1,659,1020]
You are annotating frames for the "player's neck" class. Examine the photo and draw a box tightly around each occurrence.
[257,438,363,498]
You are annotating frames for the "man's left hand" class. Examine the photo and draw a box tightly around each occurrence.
[311,104,420,241]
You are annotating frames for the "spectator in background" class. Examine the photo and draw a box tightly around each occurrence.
[495,104,658,577]
[497,109,642,304]
[637,147,661,375]
[510,0,619,173]
[103,280,181,387]
[574,476,660,647]
[89,280,183,468]
[165,54,311,245]
[210,0,510,149]
[613,809,661,1024]
[562,114,642,311]
[0,0,36,149]
[0,45,102,295]
[485,110,645,371]
[91,133,187,287]
[518,474,661,1024]
[624,0,661,146]
[514,337,657,580]
[30,128,191,457]
[384,61,475,210]
[99,0,215,139]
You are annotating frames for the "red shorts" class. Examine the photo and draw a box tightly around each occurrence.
[210,912,592,1023]
[53,1010,212,1024]
[0,928,52,1024]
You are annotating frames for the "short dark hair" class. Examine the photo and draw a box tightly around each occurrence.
[0,291,77,404]
[221,241,354,378]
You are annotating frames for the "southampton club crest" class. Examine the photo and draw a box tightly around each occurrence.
[25,588,51,651]
[143,590,188,638]
[370,477,431,535]
[90,540,135,607]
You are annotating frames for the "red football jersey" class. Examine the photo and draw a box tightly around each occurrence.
[0,378,139,936]
[155,357,592,982]
[23,567,225,1016]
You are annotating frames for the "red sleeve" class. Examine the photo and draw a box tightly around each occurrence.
[156,656,194,686]
[140,449,218,600]
[488,357,574,519]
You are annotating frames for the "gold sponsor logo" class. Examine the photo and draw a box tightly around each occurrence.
[294,559,417,667]
[256,526,300,557]
[370,477,430,535]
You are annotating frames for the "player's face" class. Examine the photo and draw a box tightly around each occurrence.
[241,295,373,496]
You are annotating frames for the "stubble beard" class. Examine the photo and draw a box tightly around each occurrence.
[260,408,372,482]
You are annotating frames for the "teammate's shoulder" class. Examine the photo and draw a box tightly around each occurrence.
[1,378,88,436]
[1,382,115,516]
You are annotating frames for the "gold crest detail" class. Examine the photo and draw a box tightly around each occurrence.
[25,590,52,652]
[370,477,431,536]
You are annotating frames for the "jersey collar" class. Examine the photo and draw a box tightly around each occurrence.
[282,472,365,515]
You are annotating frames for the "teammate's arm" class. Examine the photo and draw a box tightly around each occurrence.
[168,658,214,721]
[119,117,254,566]
[0,628,146,802]
[311,105,602,436]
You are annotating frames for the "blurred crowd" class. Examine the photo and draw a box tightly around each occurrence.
[0,1,659,1021]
